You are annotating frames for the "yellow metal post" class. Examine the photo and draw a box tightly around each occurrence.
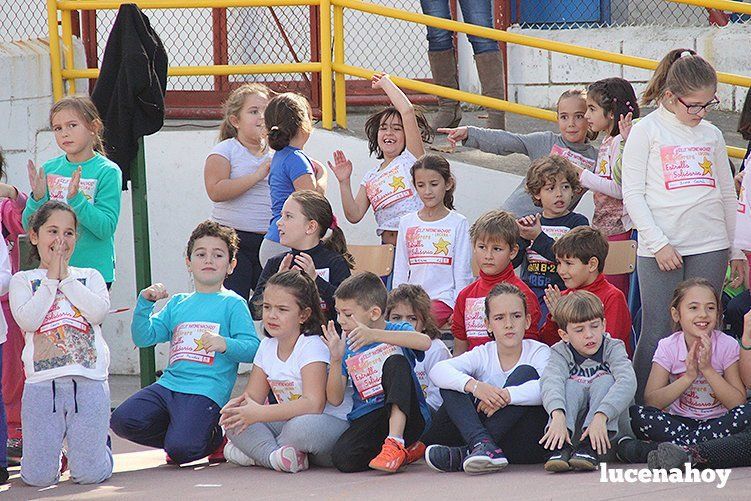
[61,8,76,95]
[667,0,751,15]
[47,0,64,101]
[320,0,333,129]
[333,5,346,129]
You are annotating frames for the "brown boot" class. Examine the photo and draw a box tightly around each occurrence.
[428,49,462,131]
[474,51,506,129]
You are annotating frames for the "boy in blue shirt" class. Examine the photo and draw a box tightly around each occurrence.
[110,221,259,465]
[324,272,431,473]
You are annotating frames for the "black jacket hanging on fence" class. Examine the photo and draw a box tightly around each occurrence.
[91,4,168,186]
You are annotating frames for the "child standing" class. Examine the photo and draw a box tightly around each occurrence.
[515,156,589,323]
[325,273,432,473]
[386,284,451,411]
[9,201,112,486]
[440,89,597,218]
[329,73,431,245]
[425,284,550,474]
[204,84,273,299]
[250,190,353,324]
[393,154,473,327]
[631,279,750,447]
[452,210,541,355]
[259,93,327,266]
[540,291,636,472]
[220,271,350,472]
[578,77,640,295]
[622,49,744,402]
[24,96,122,285]
[110,221,259,465]
[0,154,13,483]
[0,150,26,468]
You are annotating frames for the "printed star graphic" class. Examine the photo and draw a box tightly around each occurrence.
[433,237,450,255]
[598,159,607,174]
[194,338,205,351]
[699,157,713,175]
[389,176,406,192]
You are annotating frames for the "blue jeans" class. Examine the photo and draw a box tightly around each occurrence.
[420,0,498,54]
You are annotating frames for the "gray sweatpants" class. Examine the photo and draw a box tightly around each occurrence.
[562,375,625,439]
[227,414,349,468]
[633,250,727,404]
[21,377,113,486]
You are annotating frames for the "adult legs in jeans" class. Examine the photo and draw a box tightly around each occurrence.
[633,250,727,404]
[420,0,496,53]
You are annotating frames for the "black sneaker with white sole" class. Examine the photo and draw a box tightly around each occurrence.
[425,444,468,472]
[544,443,573,472]
[616,436,658,463]
[462,438,508,475]
[569,443,599,471]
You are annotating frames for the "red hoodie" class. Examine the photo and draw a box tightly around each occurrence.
[452,264,541,351]
[539,273,633,357]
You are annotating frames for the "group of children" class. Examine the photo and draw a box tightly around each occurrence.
[1,45,751,488]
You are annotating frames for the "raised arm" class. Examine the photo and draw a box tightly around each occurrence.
[373,73,425,158]
[328,150,371,224]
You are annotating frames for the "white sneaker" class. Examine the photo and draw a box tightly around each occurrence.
[269,446,309,473]
[224,442,255,467]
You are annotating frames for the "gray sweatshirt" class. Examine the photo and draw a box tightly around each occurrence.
[540,334,636,422]
[464,127,598,218]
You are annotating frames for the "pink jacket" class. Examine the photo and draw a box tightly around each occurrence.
[0,190,28,282]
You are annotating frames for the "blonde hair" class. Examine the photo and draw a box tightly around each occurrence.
[552,291,604,332]
[219,83,272,141]
[50,96,105,155]
[641,49,717,107]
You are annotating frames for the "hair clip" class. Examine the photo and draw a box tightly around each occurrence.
[680,50,693,58]
[270,126,279,131]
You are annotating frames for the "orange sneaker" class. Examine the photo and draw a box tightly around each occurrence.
[405,441,426,465]
[369,437,408,473]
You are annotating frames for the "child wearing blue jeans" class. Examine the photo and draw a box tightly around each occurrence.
[110,221,259,465]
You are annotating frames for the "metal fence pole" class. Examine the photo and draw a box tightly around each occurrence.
[47,0,65,101]
[333,4,346,128]
[320,0,333,129]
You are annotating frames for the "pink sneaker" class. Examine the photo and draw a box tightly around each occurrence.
[269,446,309,473]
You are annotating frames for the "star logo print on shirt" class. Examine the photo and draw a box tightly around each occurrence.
[700,158,713,176]
[433,237,450,255]
[389,176,406,192]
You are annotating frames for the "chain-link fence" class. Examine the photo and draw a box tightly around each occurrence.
[1,0,48,43]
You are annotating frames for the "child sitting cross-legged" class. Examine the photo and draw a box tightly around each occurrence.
[324,272,432,473]
[538,226,632,356]
[540,291,636,472]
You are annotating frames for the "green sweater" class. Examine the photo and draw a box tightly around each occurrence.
[23,153,122,282]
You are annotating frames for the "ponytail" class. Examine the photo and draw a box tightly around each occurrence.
[290,190,354,270]
[323,225,355,270]
[641,49,715,107]
[264,93,313,151]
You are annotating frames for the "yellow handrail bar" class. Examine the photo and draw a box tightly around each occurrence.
[57,0,317,9]
[61,62,322,79]
[667,0,751,14]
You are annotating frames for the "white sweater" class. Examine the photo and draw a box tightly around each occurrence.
[393,210,473,309]
[429,339,550,406]
[622,106,741,259]
[9,267,111,383]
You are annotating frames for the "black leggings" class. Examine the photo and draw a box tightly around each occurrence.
[223,229,264,301]
[631,404,751,446]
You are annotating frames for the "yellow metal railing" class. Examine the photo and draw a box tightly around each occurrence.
[48,0,749,157]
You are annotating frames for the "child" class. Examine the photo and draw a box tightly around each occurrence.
[578,77,640,296]
[452,210,542,355]
[630,278,750,448]
[0,152,13,483]
[0,149,26,468]
[329,73,431,245]
[515,155,589,323]
[386,284,451,411]
[110,221,259,465]
[204,83,273,300]
[538,226,633,356]
[425,284,551,474]
[440,89,597,218]
[622,49,744,402]
[393,154,473,327]
[250,190,353,324]
[324,272,432,473]
[9,201,112,486]
[259,92,327,266]
[23,95,122,285]
[540,291,636,472]
[220,270,351,472]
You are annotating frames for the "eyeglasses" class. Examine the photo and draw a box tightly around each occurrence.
[675,95,720,115]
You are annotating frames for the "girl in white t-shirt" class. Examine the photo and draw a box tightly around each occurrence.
[328,73,431,245]
[9,201,112,487]
[204,84,273,300]
[622,49,745,402]
[220,270,351,473]
[387,284,450,411]
[393,154,473,327]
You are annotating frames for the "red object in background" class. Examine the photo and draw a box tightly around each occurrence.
[707,8,730,26]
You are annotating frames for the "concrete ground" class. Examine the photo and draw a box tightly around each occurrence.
[2,375,750,500]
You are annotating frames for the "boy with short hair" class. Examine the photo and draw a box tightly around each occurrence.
[324,272,432,474]
[540,291,636,472]
[539,226,633,355]
[515,156,589,323]
[452,210,542,355]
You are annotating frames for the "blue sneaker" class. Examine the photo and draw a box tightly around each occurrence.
[425,444,468,472]
[462,438,508,475]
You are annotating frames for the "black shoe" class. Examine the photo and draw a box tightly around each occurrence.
[616,437,658,463]
[655,442,691,470]
[462,438,508,475]
[570,442,599,471]
[425,444,468,472]
[544,443,573,472]
[0,467,8,485]
[6,438,21,467]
